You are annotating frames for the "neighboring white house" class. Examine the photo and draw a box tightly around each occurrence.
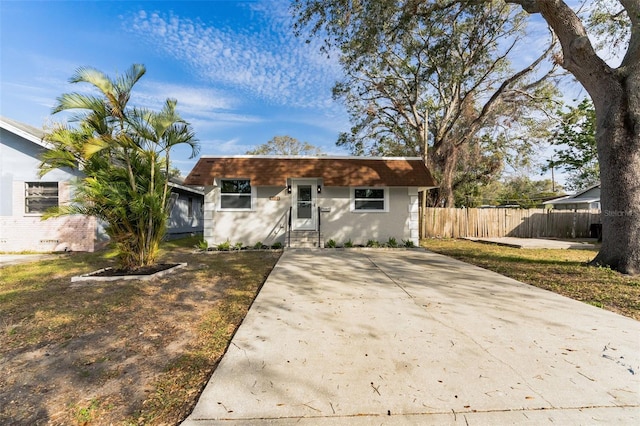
[0,116,203,252]
[543,183,601,210]
[184,156,437,248]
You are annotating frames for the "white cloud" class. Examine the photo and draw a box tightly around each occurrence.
[199,137,249,155]
[137,81,236,111]
[124,1,342,109]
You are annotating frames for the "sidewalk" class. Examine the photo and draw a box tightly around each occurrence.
[182,249,640,425]
[0,254,59,268]
[462,237,597,250]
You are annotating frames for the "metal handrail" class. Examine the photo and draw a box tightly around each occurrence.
[317,206,321,248]
[288,206,292,248]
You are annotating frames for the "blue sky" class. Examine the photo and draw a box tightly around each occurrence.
[1,0,605,187]
[1,0,350,175]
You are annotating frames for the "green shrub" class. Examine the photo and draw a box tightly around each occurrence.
[366,239,380,248]
[271,242,283,249]
[253,241,264,249]
[217,240,231,251]
[326,239,337,248]
[387,237,398,248]
[234,242,244,250]
[197,239,208,251]
[344,239,354,248]
[403,239,415,248]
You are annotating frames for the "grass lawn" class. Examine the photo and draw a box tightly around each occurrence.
[0,237,280,425]
[3,238,638,424]
[421,238,640,321]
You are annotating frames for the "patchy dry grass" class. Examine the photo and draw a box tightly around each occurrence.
[421,238,640,320]
[0,238,280,425]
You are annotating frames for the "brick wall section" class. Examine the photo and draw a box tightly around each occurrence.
[0,215,97,252]
[1,181,97,252]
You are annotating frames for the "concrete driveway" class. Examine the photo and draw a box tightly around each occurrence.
[182,249,640,425]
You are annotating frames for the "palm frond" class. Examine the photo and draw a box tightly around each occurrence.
[52,93,106,115]
[118,64,146,91]
[83,136,112,158]
[114,64,146,111]
[70,66,114,95]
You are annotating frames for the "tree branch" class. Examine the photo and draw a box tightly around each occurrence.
[505,0,614,100]
[619,0,640,70]
[463,31,555,143]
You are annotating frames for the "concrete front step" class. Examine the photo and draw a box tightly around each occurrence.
[289,231,324,248]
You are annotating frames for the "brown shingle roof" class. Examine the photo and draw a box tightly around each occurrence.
[184,156,437,187]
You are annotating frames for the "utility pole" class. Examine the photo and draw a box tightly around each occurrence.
[421,110,429,239]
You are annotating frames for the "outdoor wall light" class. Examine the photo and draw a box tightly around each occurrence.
[287,185,292,194]
[317,184,322,194]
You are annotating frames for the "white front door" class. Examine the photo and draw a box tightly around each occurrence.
[292,179,317,230]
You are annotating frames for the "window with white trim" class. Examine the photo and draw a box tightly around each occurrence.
[25,182,59,214]
[351,187,388,212]
[220,179,252,210]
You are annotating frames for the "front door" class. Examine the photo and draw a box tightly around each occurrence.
[292,179,317,230]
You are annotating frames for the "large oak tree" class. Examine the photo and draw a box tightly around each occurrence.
[502,0,639,274]
[295,0,639,274]
[294,0,560,207]
[246,135,324,155]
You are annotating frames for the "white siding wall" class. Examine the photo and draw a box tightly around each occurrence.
[202,184,420,247]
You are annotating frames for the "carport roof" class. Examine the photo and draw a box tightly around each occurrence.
[184,156,437,188]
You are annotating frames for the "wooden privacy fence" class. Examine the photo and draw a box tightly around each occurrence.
[421,208,601,239]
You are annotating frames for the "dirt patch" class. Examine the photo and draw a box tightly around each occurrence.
[0,246,280,425]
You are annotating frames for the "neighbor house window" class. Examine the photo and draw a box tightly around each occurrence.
[220,179,252,210]
[351,187,388,212]
[25,182,59,214]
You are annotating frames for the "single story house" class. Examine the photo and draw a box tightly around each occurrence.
[543,183,601,210]
[184,156,437,248]
[0,116,203,252]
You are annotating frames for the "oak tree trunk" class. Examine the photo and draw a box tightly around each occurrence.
[517,0,640,274]
[434,146,458,207]
[591,80,640,274]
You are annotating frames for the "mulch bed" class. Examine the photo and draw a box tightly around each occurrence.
[91,263,180,277]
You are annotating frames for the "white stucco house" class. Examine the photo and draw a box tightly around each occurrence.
[0,116,203,252]
[543,183,601,210]
[184,156,437,248]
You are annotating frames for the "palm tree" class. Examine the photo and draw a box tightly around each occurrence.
[127,98,200,265]
[40,64,199,270]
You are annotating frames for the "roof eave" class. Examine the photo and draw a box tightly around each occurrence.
[0,117,50,149]
[168,181,204,195]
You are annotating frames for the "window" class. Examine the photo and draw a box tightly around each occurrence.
[25,182,59,214]
[352,188,387,212]
[220,179,252,210]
